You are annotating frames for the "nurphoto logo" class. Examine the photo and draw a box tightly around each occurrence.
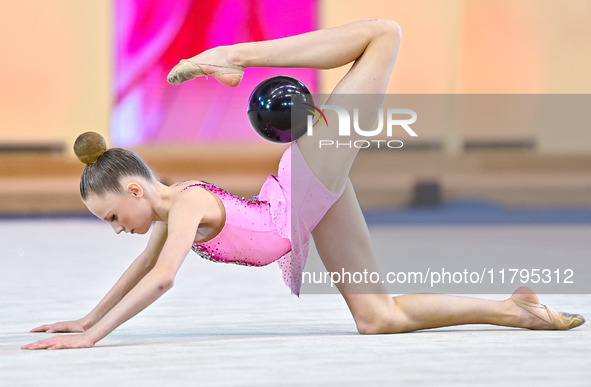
[304,105,418,149]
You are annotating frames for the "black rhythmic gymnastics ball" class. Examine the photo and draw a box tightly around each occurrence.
[247,76,314,143]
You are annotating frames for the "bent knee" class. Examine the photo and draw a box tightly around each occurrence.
[354,307,395,335]
[354,298,411,334]
[357,320,389,335]
[368,19,402,41]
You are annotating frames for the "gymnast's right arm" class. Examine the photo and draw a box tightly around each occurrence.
[30,221,169,333]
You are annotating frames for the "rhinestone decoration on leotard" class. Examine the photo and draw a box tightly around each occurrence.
[191,244,259,267]
[183,182,290,268]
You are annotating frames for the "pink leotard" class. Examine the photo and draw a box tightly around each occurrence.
[182,183,291,267]
[183,141,346,297]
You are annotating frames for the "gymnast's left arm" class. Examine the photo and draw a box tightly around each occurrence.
[21,194,204,350]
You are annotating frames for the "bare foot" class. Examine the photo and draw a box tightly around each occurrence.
[504,286,556,330]
[167,47,244,87]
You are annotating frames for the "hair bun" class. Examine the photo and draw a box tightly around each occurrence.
[74,132,108,164]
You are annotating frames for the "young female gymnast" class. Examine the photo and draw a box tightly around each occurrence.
[23,19,584,350]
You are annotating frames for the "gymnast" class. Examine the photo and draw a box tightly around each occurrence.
[22,19,584,350]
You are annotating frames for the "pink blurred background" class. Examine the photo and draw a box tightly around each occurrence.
[112,0,317,146]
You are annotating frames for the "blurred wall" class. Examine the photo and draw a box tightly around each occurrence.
[320,0,591,154]
[320,0,591,94]
[1,0,590,154]
[0,0,111,150]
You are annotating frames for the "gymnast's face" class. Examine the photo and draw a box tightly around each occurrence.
[84,181,154,235]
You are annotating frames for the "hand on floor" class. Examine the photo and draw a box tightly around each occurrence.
[22,333,95,350]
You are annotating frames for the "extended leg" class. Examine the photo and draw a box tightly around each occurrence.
[311,179,563,334]
[170,19,401,194]
[181,19,398,78]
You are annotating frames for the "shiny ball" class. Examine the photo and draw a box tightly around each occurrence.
[247,76,314,143]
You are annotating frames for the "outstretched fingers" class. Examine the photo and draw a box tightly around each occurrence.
[30,325,50,332]
[22,333,95,350]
